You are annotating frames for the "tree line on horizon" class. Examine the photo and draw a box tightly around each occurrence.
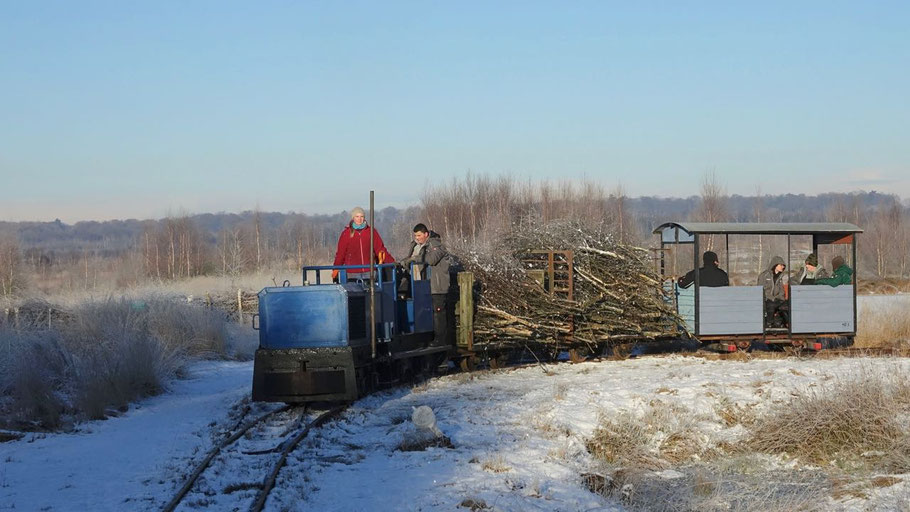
[0,175,908,298]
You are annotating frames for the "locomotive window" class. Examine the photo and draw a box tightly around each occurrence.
[348,296,367,340]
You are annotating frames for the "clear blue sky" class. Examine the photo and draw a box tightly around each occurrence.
[1,1,908,222]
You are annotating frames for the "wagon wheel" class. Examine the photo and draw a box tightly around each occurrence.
[486,352,508,370]
[610,343,633,360]
[782,345,801,357]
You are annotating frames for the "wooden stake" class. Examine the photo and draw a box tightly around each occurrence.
[457,272,474,351]
[237,289,243,324]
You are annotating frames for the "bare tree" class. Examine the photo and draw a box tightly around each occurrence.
[253,208,262,271]
[142,216,208,280]
[607,183,635,244]
[691,170,730,250]
[217,228,247,278]
[0,233,25,296]
[752,186,767,273]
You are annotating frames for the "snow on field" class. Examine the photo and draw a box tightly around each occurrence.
[3,356,910,511]
[0,361,252,512]
[273,356,910,511]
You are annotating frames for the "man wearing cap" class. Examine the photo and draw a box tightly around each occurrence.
[815,256,853,287]
[794,253,829,285]
[677,251,729,289]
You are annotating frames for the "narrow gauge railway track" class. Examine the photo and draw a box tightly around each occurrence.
[163,404,346,512]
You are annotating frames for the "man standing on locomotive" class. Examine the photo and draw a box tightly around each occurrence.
[401,223,459,347]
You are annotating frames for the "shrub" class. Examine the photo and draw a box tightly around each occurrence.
[0,296,231,430]
[0,329,70,429]
[746,369,910,470]
[589,463,829,512]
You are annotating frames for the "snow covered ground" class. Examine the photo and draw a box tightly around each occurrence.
[0,361,253,511]
[3,355,910,511]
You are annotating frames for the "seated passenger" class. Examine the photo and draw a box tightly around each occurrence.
[758,256,788,328]
[815,256,853,287]
[677,251,729,288]
[794,252,829,285]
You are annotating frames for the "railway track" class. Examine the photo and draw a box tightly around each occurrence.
[162,402,346,512]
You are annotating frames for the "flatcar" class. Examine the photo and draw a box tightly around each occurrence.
[252,263,452,402]
[654,222,862,351]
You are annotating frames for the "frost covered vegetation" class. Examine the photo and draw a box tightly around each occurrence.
[856,298,910,349]
[584,367,910,511]
[0,297,234,430]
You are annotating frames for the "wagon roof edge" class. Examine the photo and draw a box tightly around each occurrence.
[652,222,864,235]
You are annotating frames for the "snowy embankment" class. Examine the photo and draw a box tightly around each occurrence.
[0,361,252,511]
[3,356,910,511]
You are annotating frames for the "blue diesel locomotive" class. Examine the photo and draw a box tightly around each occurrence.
[252,263,452,402]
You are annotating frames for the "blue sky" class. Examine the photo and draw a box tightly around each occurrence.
[1,1,908,222]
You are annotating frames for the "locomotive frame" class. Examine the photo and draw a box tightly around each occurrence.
[252,263,452,403]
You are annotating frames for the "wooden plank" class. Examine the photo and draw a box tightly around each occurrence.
[791,285,854,333]
[698,286,763,335]
[457,272,474,350]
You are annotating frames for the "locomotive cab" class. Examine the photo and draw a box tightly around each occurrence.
[252,263,445,403]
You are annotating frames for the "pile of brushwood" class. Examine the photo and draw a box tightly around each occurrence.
[459,222,684,352]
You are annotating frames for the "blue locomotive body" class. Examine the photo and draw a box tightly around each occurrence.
[252,264,446,402]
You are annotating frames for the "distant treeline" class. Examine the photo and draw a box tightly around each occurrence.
[0,179,907,297]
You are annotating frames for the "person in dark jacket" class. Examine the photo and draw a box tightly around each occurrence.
[815,256,853,287]
[677,251,729,288]
[332,207,394,281]
[794,252,829,285]
[401,224,459,347]
[757,255,788,328]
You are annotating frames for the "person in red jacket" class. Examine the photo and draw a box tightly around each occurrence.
[332,207,394,281]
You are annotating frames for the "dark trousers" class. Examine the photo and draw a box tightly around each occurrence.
[432,292,457,347]
[764,299,789,328]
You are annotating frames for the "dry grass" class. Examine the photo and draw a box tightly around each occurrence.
[856,301,910,348]
[586,402,711,470]
[747,369,910,472]
[588,463,830,512]
[0,296,230,429]
[481,456,511,473]
[583,370,910,509]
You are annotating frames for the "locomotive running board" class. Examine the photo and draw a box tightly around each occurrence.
[390,345,451,360]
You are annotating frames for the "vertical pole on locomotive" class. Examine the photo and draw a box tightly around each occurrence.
[369,191,377,359]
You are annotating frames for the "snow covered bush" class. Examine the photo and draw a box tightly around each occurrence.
[0,297,230,429]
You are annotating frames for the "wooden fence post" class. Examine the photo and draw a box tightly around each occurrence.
[237,289,243,324]
[457,272,474,352]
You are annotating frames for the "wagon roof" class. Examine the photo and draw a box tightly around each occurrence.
[652,222,863,235]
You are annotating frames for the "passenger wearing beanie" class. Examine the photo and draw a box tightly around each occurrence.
[677,251,729,288]
[332,206,395,281]
[794,252,829,285]
[815,255,853,287]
